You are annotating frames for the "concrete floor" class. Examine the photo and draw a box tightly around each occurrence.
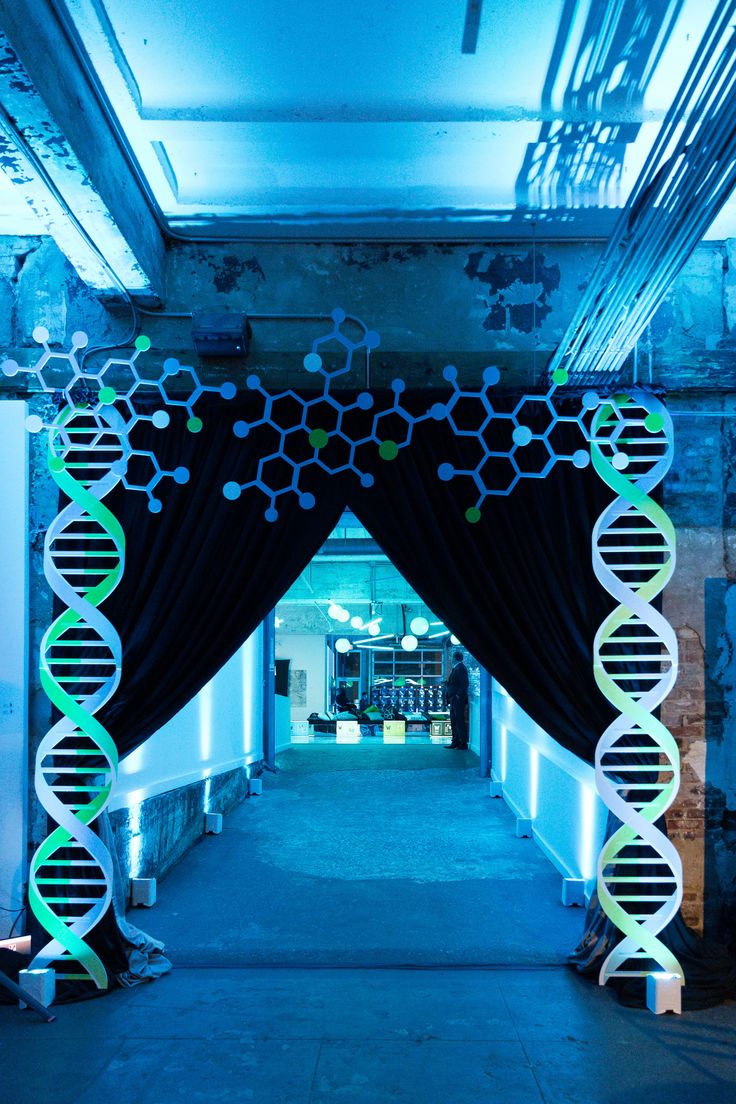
[151,743,583,966]
[2,744,735,1102]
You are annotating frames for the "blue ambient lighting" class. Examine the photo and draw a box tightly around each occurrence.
[579,785,597,882]
[198,680,214,761]
[529,747,539,819]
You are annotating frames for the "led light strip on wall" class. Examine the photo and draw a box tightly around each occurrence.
[591,392,683,988]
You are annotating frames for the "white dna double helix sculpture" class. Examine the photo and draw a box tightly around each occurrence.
[591,391,683,988]
[28,405,127,987]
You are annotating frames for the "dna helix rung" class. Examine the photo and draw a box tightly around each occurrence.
[29,408,126,987]
[591,392,683,984]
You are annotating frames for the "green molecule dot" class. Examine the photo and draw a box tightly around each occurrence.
[379,440,399,461]
[645,412,664,433]
[98,386,116,405]
[465,506,481,524]
[309,428,329,449]
[552,368,569,386]
[187,416,203,434]
[49,456,65,473]
[135,335,151,352]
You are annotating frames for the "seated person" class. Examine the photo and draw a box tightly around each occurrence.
[334,689,359,718]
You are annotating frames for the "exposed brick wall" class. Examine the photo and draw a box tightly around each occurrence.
[662,625,706,932]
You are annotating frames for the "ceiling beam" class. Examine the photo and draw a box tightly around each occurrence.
[138,104,663,129]
[461,1,483,55]
[0,1,164,299]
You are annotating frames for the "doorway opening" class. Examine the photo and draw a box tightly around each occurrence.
[139,509,595,971]
[274,510,483,757]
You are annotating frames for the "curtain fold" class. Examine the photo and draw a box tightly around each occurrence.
[99,397,347,758]
[347,407,614,763]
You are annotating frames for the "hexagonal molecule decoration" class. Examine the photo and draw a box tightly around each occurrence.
[223,312,602,523]
[429,365,595,523]
[2,327,235,511]
[223,309,438,520]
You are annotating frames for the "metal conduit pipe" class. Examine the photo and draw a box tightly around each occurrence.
[549,0,736,380]
[556,27,736,375]
[577,40,736,374]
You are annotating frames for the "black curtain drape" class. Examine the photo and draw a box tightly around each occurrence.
[99,397,346,756]
[100,392,613,762]
[46,389,731,1008]
[348,409,615,762]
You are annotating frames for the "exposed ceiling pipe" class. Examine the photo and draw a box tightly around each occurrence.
[549,0,736,381]
[461,0,483,55]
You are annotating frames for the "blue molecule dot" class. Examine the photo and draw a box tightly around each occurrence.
[148,498,162,514]
[265,506,279,523]
[299,492,316,510]
[246,374,261,390]
[512,426,533,446]
[173,466,189,485]
[220,382,237,400]
[303,353,322,373]
[111,459,127,476]
[331,307,346,324]
[360,472,375,488]
[223,481,241,501]
[233,421,249,438]
[483,366,501,386]
[357,391,374,410]
[391,378,406,394]
[364,330,380,349]
[163,358,180,376]
[431,402,447,420]
[152,410,170,429]
[573,450,590,469]
[438,462,454,482]
[443,365,457,382]
[582,391,600,410]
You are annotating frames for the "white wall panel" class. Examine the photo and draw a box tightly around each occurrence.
[0,402,28,938]
[111,625,264,810]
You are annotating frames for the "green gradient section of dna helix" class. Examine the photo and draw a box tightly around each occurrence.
[28,406,125,987]
[591,392,683,985]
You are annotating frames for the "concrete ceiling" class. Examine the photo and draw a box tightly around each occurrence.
[29,0,733,241]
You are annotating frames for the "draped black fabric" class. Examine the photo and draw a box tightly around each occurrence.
[349,409,615,763]
[99,397,346,757]
[100,391,614,762]
[72,389,732,1007]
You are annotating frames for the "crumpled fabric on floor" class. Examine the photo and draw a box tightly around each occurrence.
[99,811,173,990]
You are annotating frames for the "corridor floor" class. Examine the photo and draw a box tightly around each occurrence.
[151,743,583,966]
[2,744,735,1103]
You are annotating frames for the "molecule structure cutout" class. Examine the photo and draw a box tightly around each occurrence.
[2,327,235,511]
[431,366,599,521]
[223,308,437,521]
[223,308,606,523]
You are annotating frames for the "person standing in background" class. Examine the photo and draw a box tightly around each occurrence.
[444,649,469,750]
